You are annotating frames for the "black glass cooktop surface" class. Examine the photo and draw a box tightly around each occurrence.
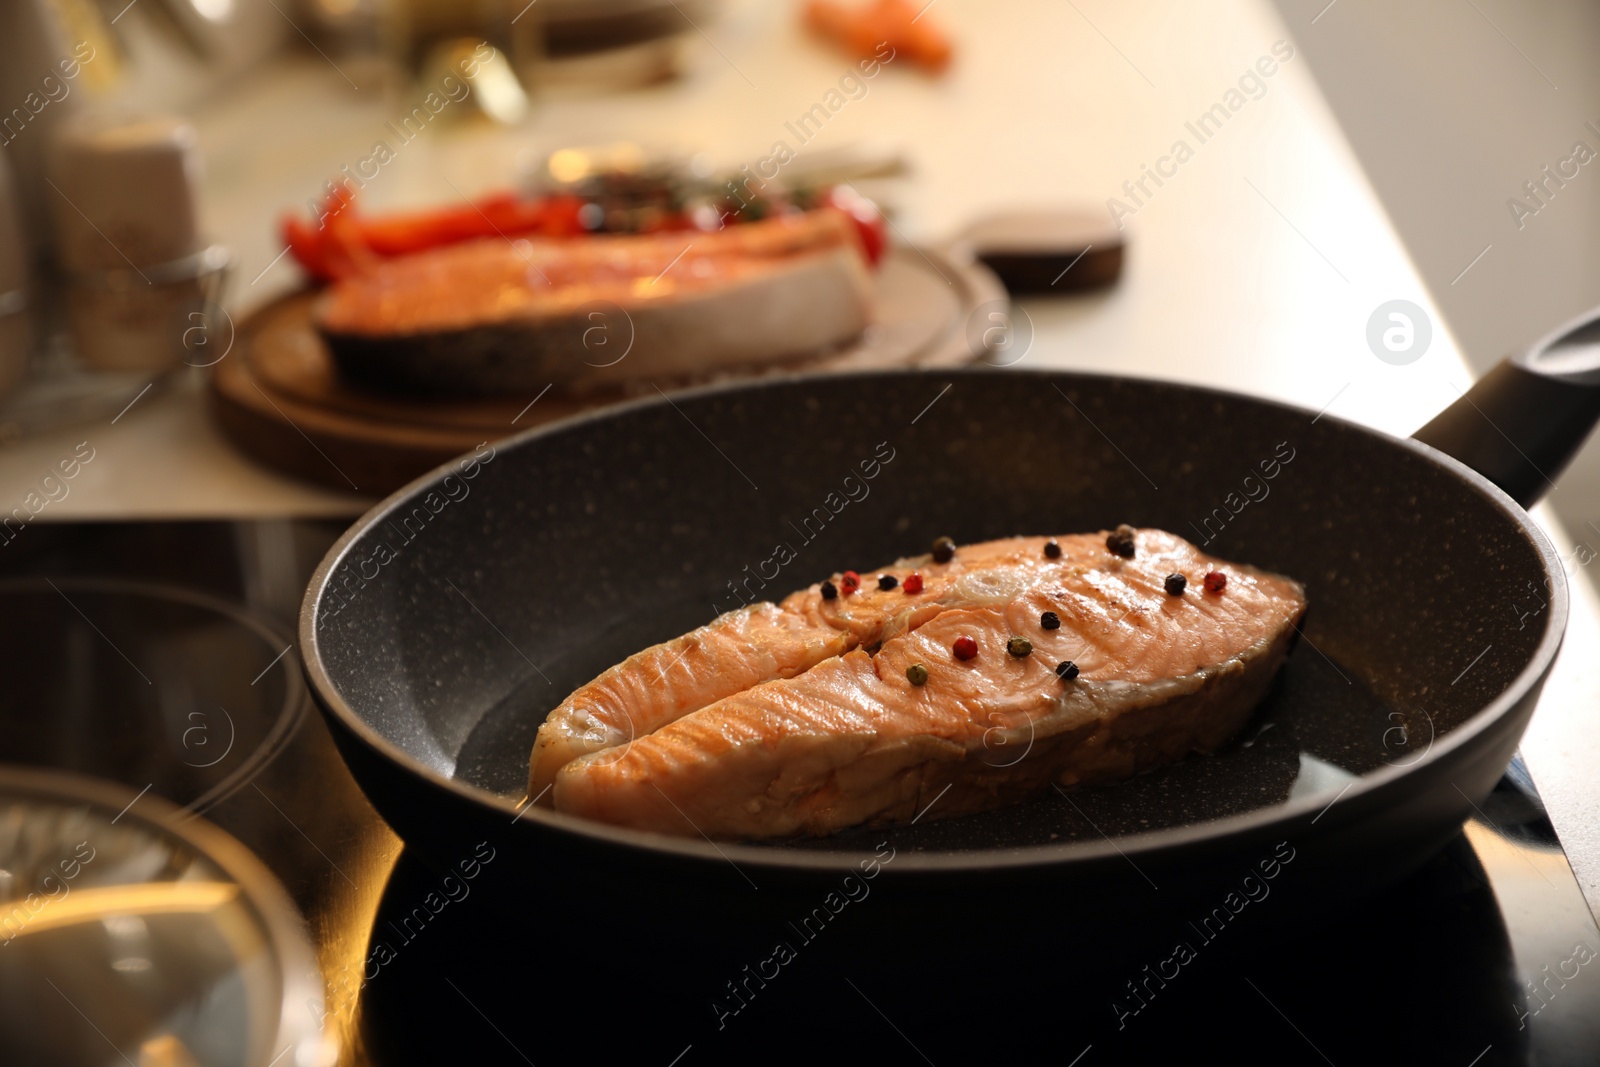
[3,520,1597,1066]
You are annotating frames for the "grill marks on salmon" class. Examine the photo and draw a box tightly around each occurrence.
[532,530,1307,838]
[530,535,1062,794]
[527,603,852,797]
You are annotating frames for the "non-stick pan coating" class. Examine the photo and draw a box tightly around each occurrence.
[302,369,1564,906]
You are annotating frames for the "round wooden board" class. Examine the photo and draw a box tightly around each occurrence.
[210,247,1005,495]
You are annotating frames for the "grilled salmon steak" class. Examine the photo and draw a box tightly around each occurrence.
[316,207,873,394]
[531,529,1307,839]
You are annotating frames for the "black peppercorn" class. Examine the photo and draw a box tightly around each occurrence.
[1164,573,1187,596]
[820,580,837,600]
[1055,660,1080,682]
[1106,524,1137,558]
[932,536,956,563]
[1044,539,1061,559]
[1041,610,1061,630]
[878,574,898,591]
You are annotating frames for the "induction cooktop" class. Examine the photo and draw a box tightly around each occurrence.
[3,520,1597,1066]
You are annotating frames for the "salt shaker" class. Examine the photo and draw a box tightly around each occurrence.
[47,110,228,373]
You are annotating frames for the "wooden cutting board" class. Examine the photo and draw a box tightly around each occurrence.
[210,247,1005,495]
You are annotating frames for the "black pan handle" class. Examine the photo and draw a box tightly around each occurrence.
[1413,306,1600,507]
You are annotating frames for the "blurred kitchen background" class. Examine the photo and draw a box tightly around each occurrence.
[1273,0,1600,558]
[3,0,1600,516]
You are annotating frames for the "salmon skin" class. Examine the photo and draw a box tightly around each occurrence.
[531,530,1307,839]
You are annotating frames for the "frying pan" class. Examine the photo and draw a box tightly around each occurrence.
[298,306,1600,935]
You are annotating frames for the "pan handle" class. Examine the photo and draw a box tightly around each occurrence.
[1413,306,1600,507]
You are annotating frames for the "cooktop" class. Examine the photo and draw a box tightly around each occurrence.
[4,520,1597,1066]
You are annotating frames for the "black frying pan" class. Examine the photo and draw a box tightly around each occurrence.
[299,307,1600,936]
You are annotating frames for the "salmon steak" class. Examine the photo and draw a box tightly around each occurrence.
[315,207,873,394]
[531,528,1307,840]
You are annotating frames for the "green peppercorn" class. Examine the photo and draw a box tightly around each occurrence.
[1007,636,1033,658]
[906,663,929,686]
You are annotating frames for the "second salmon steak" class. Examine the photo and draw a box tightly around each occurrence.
[530,528,1307,839]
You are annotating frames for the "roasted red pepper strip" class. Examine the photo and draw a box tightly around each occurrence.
[280,185,884,281]
[826,185,888,267]
[279,191,595,281]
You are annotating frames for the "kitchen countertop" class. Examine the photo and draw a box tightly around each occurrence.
[5,0,1600,926]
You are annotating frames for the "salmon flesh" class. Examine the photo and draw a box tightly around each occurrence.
[530,530,1307,840]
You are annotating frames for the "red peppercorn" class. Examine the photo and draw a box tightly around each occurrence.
[841,570,860,595]
[1203,570,1227,594]
[903,573,924,595]
[953,635,978,661]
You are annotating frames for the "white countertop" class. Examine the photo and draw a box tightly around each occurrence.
[6,0,1600,912]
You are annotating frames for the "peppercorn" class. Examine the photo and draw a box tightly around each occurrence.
[903,573,924,595]
[1204,570,1227,594]
[906,663,929,686]
[1164,573,1187,596]
[1007,636,1033,658]
[932,536,956,563]
[821,580,837,600]
[953,635,978,660]
[1106,524,1137,558]
[1041,610,1060,630]
[878,574,898,591]
[841,570,860,595]
[1056,660,1080,682]
[1044,539,1061,559]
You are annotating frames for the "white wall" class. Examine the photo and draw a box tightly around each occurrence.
[1274,0,1600,544]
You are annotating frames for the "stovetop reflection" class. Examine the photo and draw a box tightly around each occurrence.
[0,521,404,1063]
[3,521,1598,1066]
